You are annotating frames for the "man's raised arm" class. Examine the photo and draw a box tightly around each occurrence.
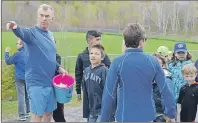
[6,21,32,43]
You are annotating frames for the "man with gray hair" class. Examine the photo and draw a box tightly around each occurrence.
[6,4,67,122]
[100,23,176,122]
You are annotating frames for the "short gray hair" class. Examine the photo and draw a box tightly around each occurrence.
[37,4,54,14]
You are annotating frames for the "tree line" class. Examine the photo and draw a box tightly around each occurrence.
[2,1,198,35]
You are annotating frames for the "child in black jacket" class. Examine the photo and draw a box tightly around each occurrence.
[177,64,198,122]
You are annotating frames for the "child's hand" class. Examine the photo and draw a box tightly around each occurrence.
[77,94,81,101]
[5,47,11,52]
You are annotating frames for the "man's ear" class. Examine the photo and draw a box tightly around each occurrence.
[139,39,145,48]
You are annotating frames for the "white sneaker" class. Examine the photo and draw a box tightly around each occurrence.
[17,116,26,121]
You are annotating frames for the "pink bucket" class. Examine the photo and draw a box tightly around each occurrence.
[52,74,75,103]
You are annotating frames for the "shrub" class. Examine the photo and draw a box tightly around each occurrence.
[2,61,17,100]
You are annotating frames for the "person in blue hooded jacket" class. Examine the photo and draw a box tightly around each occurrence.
[4,39,30,121]
[100,23,176,122]
[168,42,192,102]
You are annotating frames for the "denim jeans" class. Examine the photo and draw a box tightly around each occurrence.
[88,114,101,122]
[15,79,30,117]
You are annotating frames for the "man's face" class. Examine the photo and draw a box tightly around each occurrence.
[16,40,23,49]
[183,73,196,84]
[37,8,54,30]
[88,37,101,47]
[175,51,187,61]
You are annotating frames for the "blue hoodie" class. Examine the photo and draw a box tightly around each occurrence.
[4,47,26,81]
[100,48,176,122]
[12,26,57,88]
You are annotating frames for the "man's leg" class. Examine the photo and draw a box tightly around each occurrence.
[15,80,26,120]
[31,114,42,122]
[28,86,55,122]
[43,112,53,122]
[53,102,66,122]
[43,87,57,122]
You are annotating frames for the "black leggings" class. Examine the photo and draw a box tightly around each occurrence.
[53,102,66,122]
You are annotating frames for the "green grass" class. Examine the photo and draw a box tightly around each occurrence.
[2,31,198,73]
[2,32,198,57]
[2,100,18,119]
[1,94,81,120]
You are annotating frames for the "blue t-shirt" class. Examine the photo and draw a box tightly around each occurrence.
[13,26,56,87]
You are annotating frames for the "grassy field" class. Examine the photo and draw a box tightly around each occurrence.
[2,32,198,73]
[2,32,198,57]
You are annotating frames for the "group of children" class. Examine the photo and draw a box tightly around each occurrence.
[153,42,198,122]
[75,30,198,122]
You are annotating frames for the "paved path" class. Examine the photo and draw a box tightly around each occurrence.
[2,104,86,122]
[2,104,198,122]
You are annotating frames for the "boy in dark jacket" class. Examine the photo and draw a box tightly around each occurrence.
[75,30,112,119]
[177,64,198,122]
[83,44,108,122]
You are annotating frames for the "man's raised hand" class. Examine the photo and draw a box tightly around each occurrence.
[6,21,17,30]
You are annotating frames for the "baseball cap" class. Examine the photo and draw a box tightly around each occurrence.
[174,42,187,53]
[157,46,169,56]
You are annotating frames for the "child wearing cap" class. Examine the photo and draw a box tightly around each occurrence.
[177,64,198,122]
[168,42,192,102]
